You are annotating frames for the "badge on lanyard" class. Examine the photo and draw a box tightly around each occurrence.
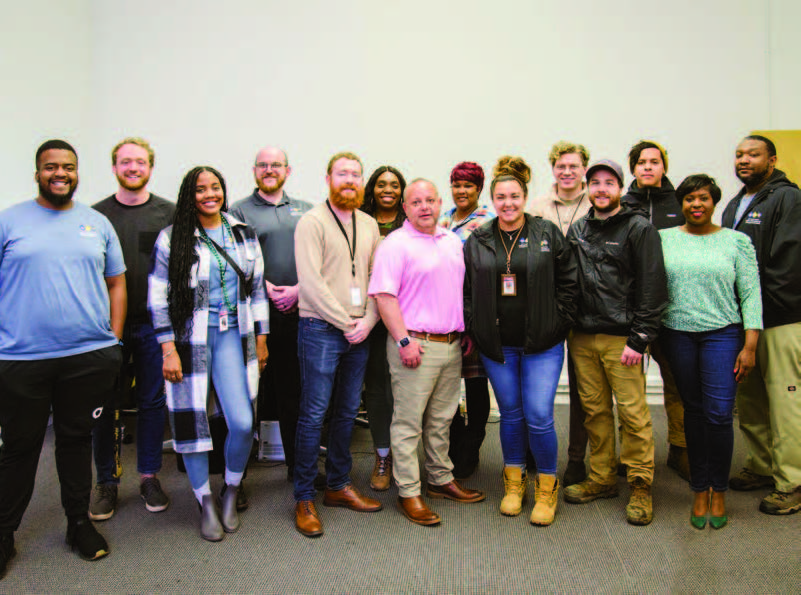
[501,274,517,297]
[499,224,525,298]
[219,307,229,332]
[350,285,363,307]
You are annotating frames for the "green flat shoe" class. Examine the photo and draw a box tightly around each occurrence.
[709,515,728,529]
[690,514,707,530]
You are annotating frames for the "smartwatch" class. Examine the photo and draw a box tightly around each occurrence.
[397,336,411,348]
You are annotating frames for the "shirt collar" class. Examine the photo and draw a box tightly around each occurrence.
[251,189,289,207]
[403,219,448,238]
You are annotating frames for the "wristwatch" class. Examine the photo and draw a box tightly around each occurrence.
[397,336,411,348]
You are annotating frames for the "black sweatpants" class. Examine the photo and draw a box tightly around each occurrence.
[0,345,122,533]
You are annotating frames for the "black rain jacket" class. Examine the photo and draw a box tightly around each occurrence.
[567,205,667,353]
[621,177,684,230]
[721,169,801,328]
[463,215,578,363]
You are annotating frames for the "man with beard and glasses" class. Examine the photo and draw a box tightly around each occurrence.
[231,147,312,485]
[722,135,801,516]
[89,137,174,522]
[0,140,126,579]
[564,160,667,526]
[291,152,383,537]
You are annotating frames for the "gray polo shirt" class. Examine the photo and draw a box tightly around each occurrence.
[230,190,313,286]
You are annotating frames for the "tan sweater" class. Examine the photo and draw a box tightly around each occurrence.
[527,183,591,236]
[295,203,380,332]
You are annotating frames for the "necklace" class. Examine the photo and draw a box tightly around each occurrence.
[199,219,238,317]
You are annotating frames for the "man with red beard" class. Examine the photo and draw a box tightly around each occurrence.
[89,137,174,522]
[0,140,125,577]
[292,152,383,537]
[231,147,311,484]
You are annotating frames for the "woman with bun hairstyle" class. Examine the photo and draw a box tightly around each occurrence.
[439,162,495,479]
[148,166,269,541]
[359,165,406,490]
[463,156,578,525]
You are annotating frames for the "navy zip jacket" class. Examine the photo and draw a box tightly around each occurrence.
[567,205,667,353]
[721,169,801,328]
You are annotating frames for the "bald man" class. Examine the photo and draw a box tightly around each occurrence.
[369,179,485,527]
[230,147,312,485]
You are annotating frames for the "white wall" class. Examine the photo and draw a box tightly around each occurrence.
[2,0,798,212]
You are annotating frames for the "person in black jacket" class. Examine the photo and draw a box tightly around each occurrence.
[464,156,578,527]
[563,159,667,527]
[722,134,801,516]
[621,140,689,481]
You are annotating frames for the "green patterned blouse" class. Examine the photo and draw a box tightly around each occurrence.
[659,227,762,332]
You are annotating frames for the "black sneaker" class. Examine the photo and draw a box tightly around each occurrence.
[140,477,170,513]
[66,517,109,561]
[0,533,15,580]
[89,484,117,521]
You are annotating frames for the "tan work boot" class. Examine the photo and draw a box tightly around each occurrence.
[499,466,527,516]
[370,452,393,491]
[530,474,559,526]
[626,477,653,525]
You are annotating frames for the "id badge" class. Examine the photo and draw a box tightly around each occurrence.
[501,274,517,297]
[350,286,363,307]
[219,309,229,332]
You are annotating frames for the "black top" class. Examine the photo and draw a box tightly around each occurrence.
[92,193,175,324]
[464,214,578,363]
[721,169,801,328]
[566,205,667,353]
[494,222,528,347]
[621,177,684,230]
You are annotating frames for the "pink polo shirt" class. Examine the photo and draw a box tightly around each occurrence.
[368,220,465,333]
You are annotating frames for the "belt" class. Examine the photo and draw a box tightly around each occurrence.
[408,330,461,344]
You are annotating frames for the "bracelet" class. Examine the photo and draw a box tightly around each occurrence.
[162,349,174,359]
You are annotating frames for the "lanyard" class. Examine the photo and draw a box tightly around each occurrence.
[326,200,357,277]
[199,219,238,313]
[499,223,525,274]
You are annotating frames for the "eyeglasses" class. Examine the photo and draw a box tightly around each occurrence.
[554,165,583,172]
[255,162,286,170]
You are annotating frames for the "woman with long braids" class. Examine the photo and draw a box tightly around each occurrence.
[439,162,495,479]
[148,166,269,542]
[359,165,406,490]
[464,156,577,526]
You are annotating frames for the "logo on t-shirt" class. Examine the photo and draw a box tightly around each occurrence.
[537,239,547,252]
[79,224,99,238]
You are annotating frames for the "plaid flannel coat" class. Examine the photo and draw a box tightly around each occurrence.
[148,213,269,454]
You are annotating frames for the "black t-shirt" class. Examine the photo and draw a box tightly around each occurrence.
[92,194,175,323]
[494,222,529,347]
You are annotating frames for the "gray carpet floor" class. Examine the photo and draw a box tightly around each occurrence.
[3,405,800,594]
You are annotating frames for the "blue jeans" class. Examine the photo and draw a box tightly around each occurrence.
[481,343,564,474]
[92,321,166,483]
[659,325,743,492]
[183,321,254,490]
[294,317,370,501]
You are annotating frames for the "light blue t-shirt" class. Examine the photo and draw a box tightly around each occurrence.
[0,200,126,359]
[204,224,240,326]
[734,192,756,227]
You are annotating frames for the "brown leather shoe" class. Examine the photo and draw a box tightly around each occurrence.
[398,496,441,526]
[370,452,393,491]
[294,501,323,537]
[426,480,486,503]
[323,484,383,512]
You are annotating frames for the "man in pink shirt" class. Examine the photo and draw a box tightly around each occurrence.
[369,178,485,526]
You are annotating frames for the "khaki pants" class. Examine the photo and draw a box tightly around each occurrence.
[650,340,686,448]
[387,337,462,498]
[737,322,801,491]
[568,333,655,485]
